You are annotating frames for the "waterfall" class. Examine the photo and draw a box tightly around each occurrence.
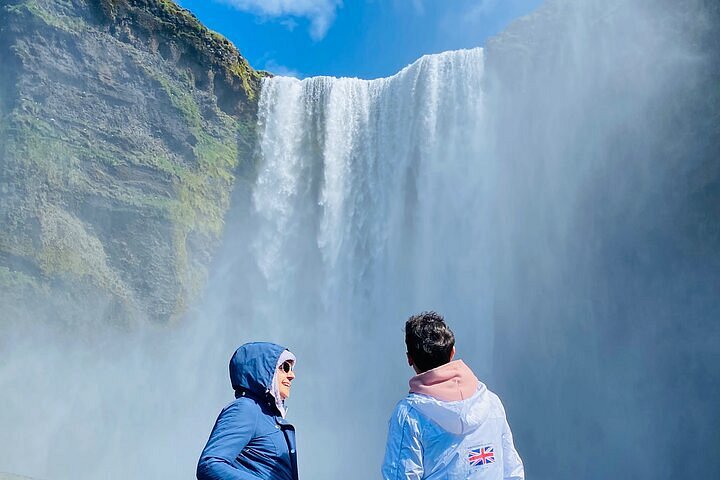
[218,48,499,478]
[253,48,492,327]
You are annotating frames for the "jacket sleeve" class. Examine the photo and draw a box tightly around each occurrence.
[196,400,263,480]
[381,402,423,480]
[501,415,525,480]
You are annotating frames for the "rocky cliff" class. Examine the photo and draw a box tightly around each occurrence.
[0,0,264,324]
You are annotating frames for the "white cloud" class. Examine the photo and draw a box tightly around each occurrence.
[219,0,342,40]
[280,18,299,32]
[466,0,500,18]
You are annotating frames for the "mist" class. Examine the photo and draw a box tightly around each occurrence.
[1,0,718,479]
[484,1,720,477]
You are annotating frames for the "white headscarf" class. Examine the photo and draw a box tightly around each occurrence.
[270,349,296,418]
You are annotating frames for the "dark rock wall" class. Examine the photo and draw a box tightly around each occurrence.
[0,0,264,324]
[485,0,720,478]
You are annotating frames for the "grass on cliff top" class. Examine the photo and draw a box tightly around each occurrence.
[151,0,263,99]
[99,0,262,100]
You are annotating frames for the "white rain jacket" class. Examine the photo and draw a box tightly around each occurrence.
[381,360,524,480]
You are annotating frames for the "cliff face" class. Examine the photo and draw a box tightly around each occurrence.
[0,0,264,324]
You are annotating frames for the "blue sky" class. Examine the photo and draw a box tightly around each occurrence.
[175,0,544,79]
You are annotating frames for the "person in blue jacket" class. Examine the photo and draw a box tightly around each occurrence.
[197,342,298,480]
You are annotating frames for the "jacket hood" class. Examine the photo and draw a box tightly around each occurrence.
[229,342,287,397]
[409,360,479,401]
[407,360,492,434]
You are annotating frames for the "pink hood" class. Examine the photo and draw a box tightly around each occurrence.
[409,359,480,402]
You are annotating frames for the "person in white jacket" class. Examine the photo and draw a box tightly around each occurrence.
[381,311,524,480]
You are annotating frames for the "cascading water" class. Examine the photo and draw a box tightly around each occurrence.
[254,48,492,334]
[214,48,501,478]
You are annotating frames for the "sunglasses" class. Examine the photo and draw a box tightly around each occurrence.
[278,361,294,373]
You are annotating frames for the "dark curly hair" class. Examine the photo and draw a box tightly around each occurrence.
[405,311,455,373]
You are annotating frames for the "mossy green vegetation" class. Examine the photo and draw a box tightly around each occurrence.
[5,0,87,33]
[159,0,262,95]
[120,0,264,101]
[137,60,241,236]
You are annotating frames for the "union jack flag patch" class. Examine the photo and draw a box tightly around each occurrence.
[467,445,495,467]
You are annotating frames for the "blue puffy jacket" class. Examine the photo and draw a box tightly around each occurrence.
[197,342,299,480]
